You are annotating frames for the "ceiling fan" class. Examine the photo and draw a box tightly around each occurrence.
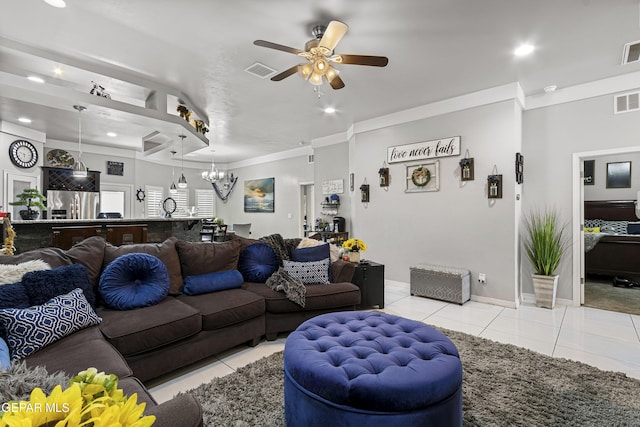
[254,20,388,90]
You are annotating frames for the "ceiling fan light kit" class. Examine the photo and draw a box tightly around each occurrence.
[254,20,388,90]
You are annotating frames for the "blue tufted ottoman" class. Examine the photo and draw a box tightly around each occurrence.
[284,311,463,427]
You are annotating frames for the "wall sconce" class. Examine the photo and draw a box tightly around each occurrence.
[378,162,389,187]
[515,153,524,184]
[487,167,502,199]
[360,180,370,203]
[459,149,474,181]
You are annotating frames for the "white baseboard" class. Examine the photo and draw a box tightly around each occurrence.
[385,280,409,289]
[470,295,517,309]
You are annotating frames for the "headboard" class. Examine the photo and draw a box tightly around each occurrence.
[584,200,638,221]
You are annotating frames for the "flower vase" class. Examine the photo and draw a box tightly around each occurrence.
[350,251,360,263]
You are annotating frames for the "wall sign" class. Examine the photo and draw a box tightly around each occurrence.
[322,179,344,194]
[107,161,124,176]
[387,136,461,164]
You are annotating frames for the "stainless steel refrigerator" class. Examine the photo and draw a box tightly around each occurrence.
[46,190,100,220]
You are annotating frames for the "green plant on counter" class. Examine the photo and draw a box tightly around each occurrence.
[10,188,47,213]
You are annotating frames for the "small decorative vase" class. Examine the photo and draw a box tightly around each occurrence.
[350,251,361,263]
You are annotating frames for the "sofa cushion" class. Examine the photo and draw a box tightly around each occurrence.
[177,288,265,331]
[25,326,132,379]
[22,263,96,308]
[0,288,102,361]
[0,260,51,285]
[183,270,244,295]
[291,243,330,263]
[0,282,30,309]
[242,281,361,313]
[175,239,242,277]
[103,237,183,295]
[259,234,290,265]
[99,253,170,310]
[0,248,73,269]
[65,236,106,289]
[98,297,201,356]
[237,243,279,283]
[283,258,331,285]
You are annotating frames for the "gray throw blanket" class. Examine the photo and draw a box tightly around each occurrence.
[265,267,306,307]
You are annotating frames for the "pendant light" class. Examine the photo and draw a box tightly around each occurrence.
[72,105,88,177]
[177,134,188,189]
[169,150,178,194]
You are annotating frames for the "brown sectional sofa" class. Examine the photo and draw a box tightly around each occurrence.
[0,234,360,426]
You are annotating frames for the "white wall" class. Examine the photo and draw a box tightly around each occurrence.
[523,91,640,300]
[314,142,351,231]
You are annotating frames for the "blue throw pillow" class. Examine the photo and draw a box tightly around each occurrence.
[183,270,244,295]
[627,223,640,234]
[283,258,331,285]
[238,243,279,283]
[291,244,330,262]
[0,338,10,371]
[0,283,30,309]
[0,288,101,361]
[99,253,170,310]
[22,263,96,308]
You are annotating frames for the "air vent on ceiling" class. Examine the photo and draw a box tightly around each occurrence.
[614,91,640,114]
[622,40,640,64]
[244,62,277,79]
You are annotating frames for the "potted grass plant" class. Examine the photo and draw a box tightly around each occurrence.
[523,209,569,309]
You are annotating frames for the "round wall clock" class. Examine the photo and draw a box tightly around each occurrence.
[9,140,38,169]
[162,197,177,218]
[136,188,146,203]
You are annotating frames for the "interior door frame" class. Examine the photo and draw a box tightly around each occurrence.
[4,171,39,219]
[571,145,640,306]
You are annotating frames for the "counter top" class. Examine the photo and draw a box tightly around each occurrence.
[9,217,201,225]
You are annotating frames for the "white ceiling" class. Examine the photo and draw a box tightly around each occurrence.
[1,0,640,164]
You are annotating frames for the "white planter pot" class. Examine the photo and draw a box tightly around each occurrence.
[531,274,559,309]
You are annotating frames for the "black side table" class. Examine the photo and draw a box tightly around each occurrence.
[351,261,385,309]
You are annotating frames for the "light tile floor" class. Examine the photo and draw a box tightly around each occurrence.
[148,281,640,403]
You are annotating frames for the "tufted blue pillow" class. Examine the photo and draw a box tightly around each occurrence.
[22,263,96,308]
[283,258,330,285]
[0,338,10,370]
[99,253,170,310]
[183,270,244,295]
[0,288,101,361]
[291,244,330,262]
[237,243,279,283]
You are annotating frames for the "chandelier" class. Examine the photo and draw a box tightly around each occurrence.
[201,149,237,202]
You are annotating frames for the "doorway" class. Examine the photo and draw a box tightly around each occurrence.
[300,183,314,238]
[572,146,640,315]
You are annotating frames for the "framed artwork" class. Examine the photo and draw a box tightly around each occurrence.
[107,161,124,176]
[606,161,631,188]
[405,160,439,193]
[583,160,595,185]
[488,174,503,199]
[244,177,275,212]
[460,157,474,181]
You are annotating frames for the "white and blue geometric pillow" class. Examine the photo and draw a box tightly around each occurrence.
[0,288,101,362]
[283,258,331,285]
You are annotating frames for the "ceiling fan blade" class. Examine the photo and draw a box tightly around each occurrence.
[334,54,389,67]
[328,74,345,90]
[253,40,303,55]
[270,65,299,81]
[319,20,348,52]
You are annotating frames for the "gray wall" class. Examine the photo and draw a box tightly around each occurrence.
[583,152,640,201]
[216,156,314,239]
[523,91,640,300]
[351,100,521,304]
[314,143,351,232]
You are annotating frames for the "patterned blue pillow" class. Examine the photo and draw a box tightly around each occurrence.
[283,258,330,285]
[0,288,101,361]
[0,338,10,371]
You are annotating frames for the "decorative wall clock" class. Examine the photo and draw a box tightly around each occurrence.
[9,139,38,169]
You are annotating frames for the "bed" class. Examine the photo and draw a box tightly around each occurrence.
[584,200,640,278]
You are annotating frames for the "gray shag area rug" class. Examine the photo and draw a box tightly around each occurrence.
[184,327,640,427]
[0,362,70,402]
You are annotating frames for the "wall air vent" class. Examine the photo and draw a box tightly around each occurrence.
[614,91,640,114]
[244,62,277,79]
[622,40,640,64]
[308,154,315,164]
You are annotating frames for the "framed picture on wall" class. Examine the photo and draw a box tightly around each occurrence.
[606,161,631,188]
[244,177,275,212]
[583,160,595,185]
[405,160,439,193]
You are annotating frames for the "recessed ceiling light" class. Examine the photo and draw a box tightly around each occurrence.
[107,132,117,137]
[43,0,66,8]
[324,107,336,114]
[27,76,45,83]
[18,117,32,123]
[53,66,63,76]
[514,43,535,57]
[543,85,557,93]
